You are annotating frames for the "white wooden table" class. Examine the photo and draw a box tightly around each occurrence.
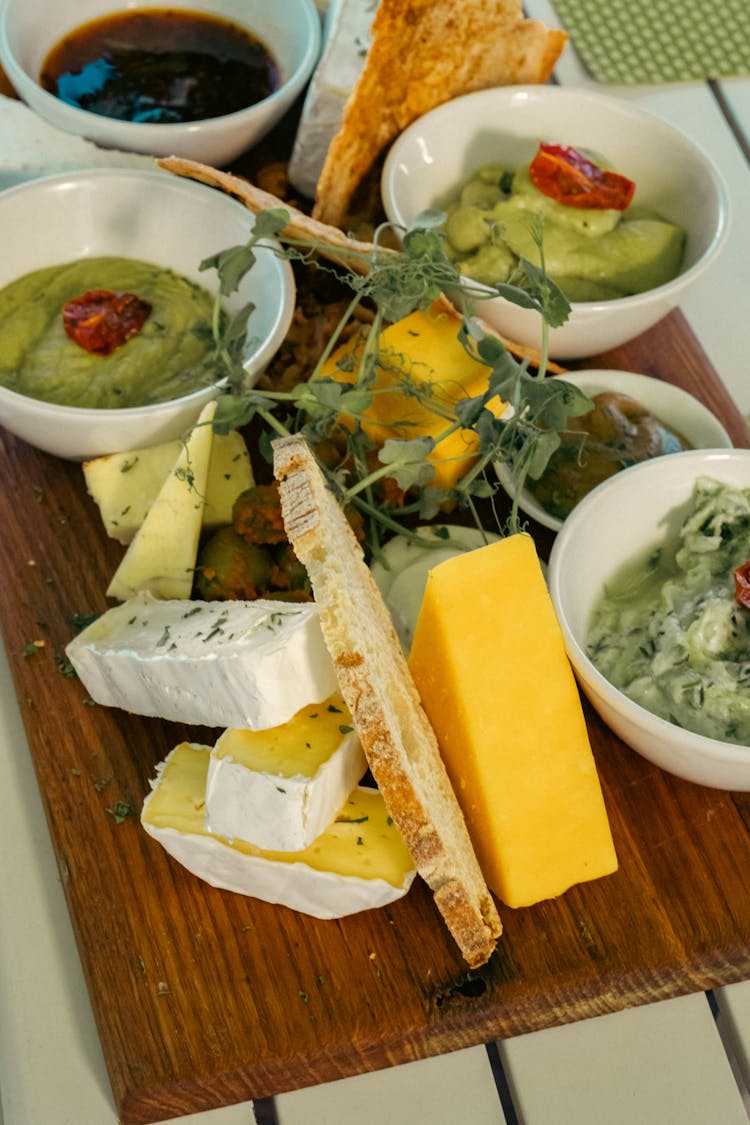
[1,4,749,1122]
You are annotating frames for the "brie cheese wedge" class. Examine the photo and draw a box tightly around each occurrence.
[106,400,216,601]
[142,741,416,918]
[65,592,338,729]
[83,429,253,544]
[288,0,375,197]
[205,694,367,850]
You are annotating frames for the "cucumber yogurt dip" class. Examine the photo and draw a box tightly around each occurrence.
[587,477,750,746]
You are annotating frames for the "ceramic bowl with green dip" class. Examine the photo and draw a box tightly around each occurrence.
[548,448,750,791]
[381,85,729,359]
[0,168,295,459]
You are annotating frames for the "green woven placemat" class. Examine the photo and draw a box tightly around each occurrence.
[552,0,750,83]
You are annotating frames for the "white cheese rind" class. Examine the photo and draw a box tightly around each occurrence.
[204,729,367,850]
[65,592,338,728]
[106,400,216,601]
[288,0,375,197]
[141,744,416,918]
[141,821,413,917]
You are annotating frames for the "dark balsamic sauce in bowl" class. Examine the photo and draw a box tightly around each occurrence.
[40,8,280,124]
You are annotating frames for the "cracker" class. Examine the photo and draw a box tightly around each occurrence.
[312,0,567,227]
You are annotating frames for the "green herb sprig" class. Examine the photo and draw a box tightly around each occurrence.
[199,209,593,547]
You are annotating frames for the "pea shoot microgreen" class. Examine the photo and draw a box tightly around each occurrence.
[199,208,593,549]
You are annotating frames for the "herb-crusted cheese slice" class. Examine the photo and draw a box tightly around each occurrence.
[65,592,338,729]
[409,533,618,909]
[83,429,253,545]
[142,741,416,918]
[106,400,216,601]
[205,694,367,850]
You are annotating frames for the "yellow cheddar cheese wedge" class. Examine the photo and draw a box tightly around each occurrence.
[408,533,617,908]
[142,742,416,918]
[319,303,499,490]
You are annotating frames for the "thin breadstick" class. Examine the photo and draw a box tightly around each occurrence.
[159,155,564,372]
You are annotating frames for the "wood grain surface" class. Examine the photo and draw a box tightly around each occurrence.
[0,309,749,1124]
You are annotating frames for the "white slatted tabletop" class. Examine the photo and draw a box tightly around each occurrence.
[527,0,750,415]
[1,4,750,1124]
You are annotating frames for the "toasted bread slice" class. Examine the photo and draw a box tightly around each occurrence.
[273,433,501,967]
[312,0,568,226]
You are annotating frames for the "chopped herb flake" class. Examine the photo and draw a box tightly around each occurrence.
[106,800,136,823]
[55,654,77,678]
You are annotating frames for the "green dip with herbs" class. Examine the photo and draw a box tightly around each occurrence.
[587,477,750,745]
[440,161,685,301]
[0,256,218,408]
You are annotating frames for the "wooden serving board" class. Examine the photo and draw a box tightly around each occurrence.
[1,309,749,1125]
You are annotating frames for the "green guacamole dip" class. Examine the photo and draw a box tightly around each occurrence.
[0,256,219,409]
[587,478,750,745]
[440,160,686,302]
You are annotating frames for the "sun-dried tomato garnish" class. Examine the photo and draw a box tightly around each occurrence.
[528,143,636,211]
[734,560,750,610]
[62,289,152,356]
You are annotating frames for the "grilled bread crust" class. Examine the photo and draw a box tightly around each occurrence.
[273,433,501,967]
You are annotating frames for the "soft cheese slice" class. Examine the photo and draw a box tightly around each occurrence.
[408,533,618,909]
[84,429,253,544]
[287,0,374,198]
[206,693,367,850]
[65,592,338,729]
[142,741,416,918]
[106,400,216,600]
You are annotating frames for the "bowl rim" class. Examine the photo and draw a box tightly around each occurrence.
[380,83,732,310]
[495,368,734,531]
[0,166,296,417]
[547,446,750,763]
[0,0,322,130]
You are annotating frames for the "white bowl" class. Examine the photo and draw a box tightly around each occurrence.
[0,0,321,166]
[381,85,730,360]
[548,448,750,790]
[0,167,295,460]
[496,368,732,531]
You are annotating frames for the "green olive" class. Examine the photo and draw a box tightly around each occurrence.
[195,527,273,601]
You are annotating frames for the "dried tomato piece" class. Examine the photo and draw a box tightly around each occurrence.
[62,289,152,356]
[734,560,750,610]
[529,143,636,211]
